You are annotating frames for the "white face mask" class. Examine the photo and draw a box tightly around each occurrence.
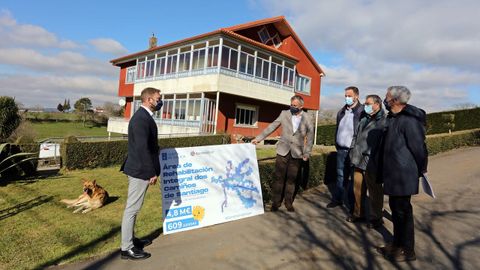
[345,97,354,106]
[364,104,373,114]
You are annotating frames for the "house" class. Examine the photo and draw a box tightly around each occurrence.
[108,16,324,142]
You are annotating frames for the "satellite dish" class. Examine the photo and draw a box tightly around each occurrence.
[118,98,126,106]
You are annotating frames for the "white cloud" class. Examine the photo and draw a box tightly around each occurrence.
[0,10,80,49]
[256,0,480,112]
[89,38,128,56]
[0,11,121,108]
[0,48,117,76]
[0,74,117,107]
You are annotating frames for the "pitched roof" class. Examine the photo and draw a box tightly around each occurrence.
[111,16,324,75]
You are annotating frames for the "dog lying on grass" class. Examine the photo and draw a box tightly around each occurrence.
[61,179,109,213]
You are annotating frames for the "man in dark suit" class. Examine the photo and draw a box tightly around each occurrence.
[376,86,428,262]
[120,87,162,260]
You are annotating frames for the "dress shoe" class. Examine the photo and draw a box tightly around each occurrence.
[375,243,397,256]
[346,216,365,223]
[367,219,384,229]
[270,205,279,212]
[285,205,295,212]
[133,237,152,249]
[120,246,151,260]
[385,248,416,262]
[326,201,343,208]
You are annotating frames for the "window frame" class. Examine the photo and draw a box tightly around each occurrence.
[234,103,259,127]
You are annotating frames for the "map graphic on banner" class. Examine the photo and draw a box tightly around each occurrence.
[160,143,264,234]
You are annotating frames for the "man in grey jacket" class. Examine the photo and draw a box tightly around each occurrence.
[252,95,314,212]
[348,95,386,228]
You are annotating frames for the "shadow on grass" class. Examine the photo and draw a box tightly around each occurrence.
[40,227,164,270]
[81,228,163,270]
[0,195,53,220]
[0,169,62,186]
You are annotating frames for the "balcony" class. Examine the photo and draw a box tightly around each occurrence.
[125,37,310,96]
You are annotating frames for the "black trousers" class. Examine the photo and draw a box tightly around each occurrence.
[273,153,302,207]
[389,195,415,251]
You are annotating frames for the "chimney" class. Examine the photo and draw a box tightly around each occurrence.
[149,33,157,49]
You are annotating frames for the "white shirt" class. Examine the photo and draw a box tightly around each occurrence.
[291,112,303,133]
[141,105,154,118]
[336,108,355,148]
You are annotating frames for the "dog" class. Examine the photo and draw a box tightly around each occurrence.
[61,179,109,213]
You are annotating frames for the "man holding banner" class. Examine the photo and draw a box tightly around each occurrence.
[252,95,314,212]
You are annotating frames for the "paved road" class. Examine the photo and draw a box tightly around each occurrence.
[55,147,480,270]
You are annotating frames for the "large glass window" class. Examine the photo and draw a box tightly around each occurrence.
[155,57,166,76]
[192,48,206,70]
[186,99,201,121]
[178,52,191,72]
[136,60,145,79]
[239,52,247,73]
[166,54,177,74]
[207,46,219,67]
[145,58,155,78]
[174,100,186,120]
[235,104,257,126]
[126,66,136,83]
[162,100,173,119]
[295,74,311,94]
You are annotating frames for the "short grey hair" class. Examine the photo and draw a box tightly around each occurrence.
[387,86,411,104]
[291,95,304,106]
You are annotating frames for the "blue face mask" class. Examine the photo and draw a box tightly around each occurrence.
[383,98,392,111]
[154,99,163,111]
[290,106,300,114]
[364,104,373,114]
[345,97,354,106]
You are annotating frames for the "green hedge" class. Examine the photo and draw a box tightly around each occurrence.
[426,107,480,134]
[316,108,480,145]
[426,129,480,155]
[62,134,230,169]
[315,124,336,146]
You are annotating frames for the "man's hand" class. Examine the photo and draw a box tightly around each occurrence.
[251,139,259,145]
[303,156,309,161]
[149,176,158,185]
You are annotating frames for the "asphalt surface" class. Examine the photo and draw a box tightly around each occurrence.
[54,146,480,270]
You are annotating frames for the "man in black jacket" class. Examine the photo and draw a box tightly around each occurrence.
[377,86,428,262]
[120,87,162,260]
[328,86,364,209]
[348,95,386,228]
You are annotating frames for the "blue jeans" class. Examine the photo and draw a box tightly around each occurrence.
[333,148,353,207]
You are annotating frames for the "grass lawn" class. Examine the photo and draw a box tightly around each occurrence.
[30,121,109,140]
[0,167,161,270]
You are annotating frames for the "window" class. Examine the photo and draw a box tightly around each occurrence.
[257,26,282,47]
[192,48,206,70]
[178,52,191,72]
[239,52,247,73]
[295,74,311,94]
[155,57,166,76]
[126,66,136,83]
[207,46,219,67]
[136,60,145,79]
[235,104,258,126]
[165,54,177,74]
[145,58,155,78]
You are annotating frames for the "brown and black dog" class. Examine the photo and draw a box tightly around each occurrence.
[61,179,109,213]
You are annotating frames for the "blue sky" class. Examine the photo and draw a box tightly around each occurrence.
[0,0,479,112]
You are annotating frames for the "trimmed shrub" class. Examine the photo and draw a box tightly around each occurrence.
[315,124,336,146]
[62,134,230,169]
[258,152,334,203]
[426,129,480,155]
[316,108,480,145]
[426,107,480,134]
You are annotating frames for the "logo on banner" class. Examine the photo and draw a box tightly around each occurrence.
[211,158,260,212]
